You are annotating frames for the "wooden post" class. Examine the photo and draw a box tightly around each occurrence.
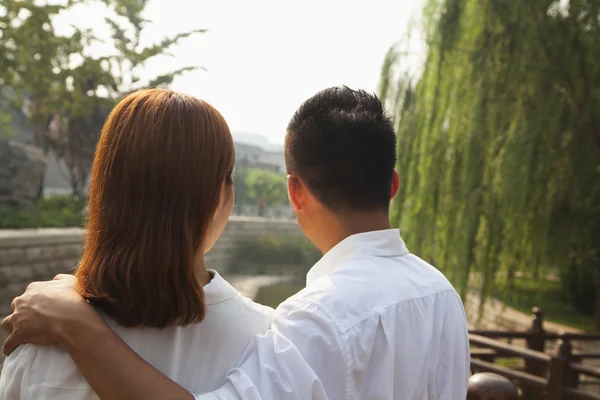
[570,354,581,388]
[547,335,569,400]
[467,373,519,400]
[555,332,578,388]
[527,307,546,352]
[525,307,546,400]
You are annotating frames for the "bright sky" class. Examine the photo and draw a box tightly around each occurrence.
[56,0,423,145]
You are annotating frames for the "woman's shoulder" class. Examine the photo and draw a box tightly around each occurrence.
[198,290,274,340]
[203,271,274,331]
[1,343,36,387]
[1,343,91,399]
[1,344,33,399]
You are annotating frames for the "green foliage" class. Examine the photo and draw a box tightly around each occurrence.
[246,169,287,206]
[228,236,321,277]
[0,112,12,138]
[0,195,85,229]
[233,166,250,214]
[234,168,288,210]
[382,0,600,328]
[0,0,204,196]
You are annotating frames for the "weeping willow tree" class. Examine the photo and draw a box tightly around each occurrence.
[380,0,600,329]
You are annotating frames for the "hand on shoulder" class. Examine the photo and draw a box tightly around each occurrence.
[2,274,89,356]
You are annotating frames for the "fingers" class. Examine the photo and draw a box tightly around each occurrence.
[2,331,21,356]
[11,296,17,311]
[2,315,20,356]
[1,314,13,334]
[54,274,71,281]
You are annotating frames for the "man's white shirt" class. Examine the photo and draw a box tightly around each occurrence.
[197,229,470,400]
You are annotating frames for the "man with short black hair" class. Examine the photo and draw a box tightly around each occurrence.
[2,86,470,399]
[286,87,397,210]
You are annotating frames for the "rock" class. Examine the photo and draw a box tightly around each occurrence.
[0,138,46,211]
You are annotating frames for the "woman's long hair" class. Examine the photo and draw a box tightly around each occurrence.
[76,89,234,328]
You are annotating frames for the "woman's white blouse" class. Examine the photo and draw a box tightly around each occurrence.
[0,271,274,400]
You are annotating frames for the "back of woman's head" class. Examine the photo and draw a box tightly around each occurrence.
[76,89,234,328]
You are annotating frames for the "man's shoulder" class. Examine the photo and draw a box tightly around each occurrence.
[276,285,331,317]
[276,253,459,332]
[273,282,341,333]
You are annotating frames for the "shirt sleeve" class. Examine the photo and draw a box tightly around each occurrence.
[435,291,470,399]
[195,299,349,400]
[0,345,33,400]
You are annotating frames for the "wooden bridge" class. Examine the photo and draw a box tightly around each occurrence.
[467,308,600,399]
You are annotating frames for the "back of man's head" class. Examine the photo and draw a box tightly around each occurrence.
[285,86,397,213]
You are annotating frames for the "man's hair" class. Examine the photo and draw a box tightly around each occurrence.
[76,89,234,328]
[285,86,396,212]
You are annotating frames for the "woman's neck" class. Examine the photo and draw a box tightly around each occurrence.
[194,256,212,286]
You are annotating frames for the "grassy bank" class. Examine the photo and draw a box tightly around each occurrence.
[492,277,595,332]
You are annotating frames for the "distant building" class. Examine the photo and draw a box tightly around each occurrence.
[233,133,271,149]
[234,141,285,173]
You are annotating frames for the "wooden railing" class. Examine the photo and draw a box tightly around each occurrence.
[467,308,600,399]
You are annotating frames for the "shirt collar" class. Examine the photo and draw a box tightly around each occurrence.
[203,270,239,305]
[306,229,409,286]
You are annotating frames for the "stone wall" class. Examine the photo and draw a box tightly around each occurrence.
[0,217,302,317]
[0,228,84,317]
[0,217,303,370]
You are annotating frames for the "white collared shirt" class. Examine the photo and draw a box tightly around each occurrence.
[0,271,273,399]
[198,229,470,400]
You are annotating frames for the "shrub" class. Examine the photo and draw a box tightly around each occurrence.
[0,195,86,229]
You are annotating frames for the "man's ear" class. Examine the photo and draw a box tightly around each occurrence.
[390,170,400,200]
[287,174,304,212]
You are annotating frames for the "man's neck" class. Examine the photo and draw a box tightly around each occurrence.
[316,211,392,254]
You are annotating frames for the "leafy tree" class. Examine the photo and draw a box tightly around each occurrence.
[246,168,287,211]
[0,0,204,196]
[381,0,600,329]
[233,168,287,215]
[233,167,250,214]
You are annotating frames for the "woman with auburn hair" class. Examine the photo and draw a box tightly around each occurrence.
[0,89,273,399]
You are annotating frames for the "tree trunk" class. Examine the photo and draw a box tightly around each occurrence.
[532,263,541,280]
[35,142,50,200]
[34,117,53,201]
[506,252,521,292]
[595,267,600,332]
[70,173,82,198]
[507,265,516,292]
